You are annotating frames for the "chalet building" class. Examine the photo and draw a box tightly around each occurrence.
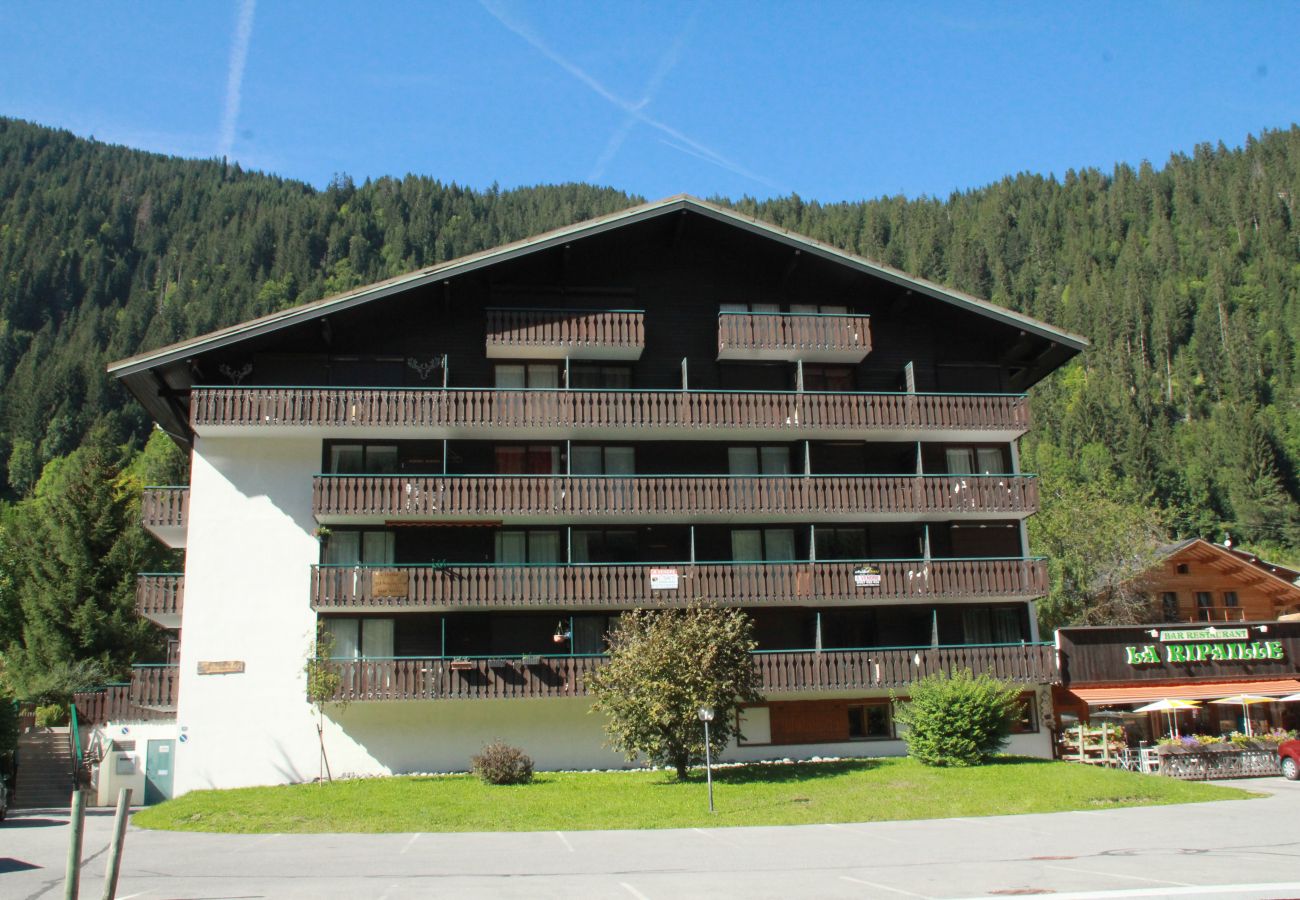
[1053,541,1300,739]
[1139,539,1300,623]
[88,196,1086,796]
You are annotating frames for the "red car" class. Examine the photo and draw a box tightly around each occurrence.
[1281,740,1300,781]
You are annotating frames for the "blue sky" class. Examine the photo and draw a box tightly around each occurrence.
[2,2,1297,202]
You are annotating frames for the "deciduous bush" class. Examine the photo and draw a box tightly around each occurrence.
[893,670,1022,767]
[471,741,534,785]
[35,702,67,727]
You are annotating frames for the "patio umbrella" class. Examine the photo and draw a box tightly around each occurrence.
[1133,698,1201,738]
[1208,694,1276,737]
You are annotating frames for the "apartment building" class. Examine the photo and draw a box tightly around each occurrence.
[102,196,1086,794]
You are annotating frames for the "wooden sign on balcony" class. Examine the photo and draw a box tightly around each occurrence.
[197,660,245,675]
[371,570,410,598]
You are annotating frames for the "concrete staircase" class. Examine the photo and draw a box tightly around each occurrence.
[14,727,76,809]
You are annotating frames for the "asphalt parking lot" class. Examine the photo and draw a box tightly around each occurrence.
[4,777,1300,899]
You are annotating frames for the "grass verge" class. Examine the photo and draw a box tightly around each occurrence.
[132,756,1258,834]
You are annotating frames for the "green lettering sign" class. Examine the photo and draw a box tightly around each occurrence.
[1125,645,1160,665]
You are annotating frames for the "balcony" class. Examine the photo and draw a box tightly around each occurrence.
[310,558,1049,611]
[72,664,179,724]
[136,573,184,627]
[129,664,180,711]
[325,644,1058,702]
[190,388,1030,443]
[312,474,1039,524]
[717,312,871,363]
[141,486,189,548]
[485,308,645,360]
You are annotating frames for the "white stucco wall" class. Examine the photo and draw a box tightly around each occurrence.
[174,435,323,794]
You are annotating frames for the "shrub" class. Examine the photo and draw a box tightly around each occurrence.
[471,741,534,785]
[893,669,1022,767]
[35,702,68,727]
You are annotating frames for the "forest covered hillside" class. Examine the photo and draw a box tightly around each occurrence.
[0,116,1297,563]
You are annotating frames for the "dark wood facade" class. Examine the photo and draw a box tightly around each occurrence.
[1057,622,1300,686]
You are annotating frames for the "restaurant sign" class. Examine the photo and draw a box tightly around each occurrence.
[1125,640,1284,666]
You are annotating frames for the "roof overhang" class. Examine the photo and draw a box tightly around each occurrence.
[108,194,1088,379]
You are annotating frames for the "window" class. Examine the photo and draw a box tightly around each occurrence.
[571,615,617,655]
[571,529,638,564]
[569,364,632,390]
[991,608,1022,644]
[1195,591,1214,621]
[944,446,1006,475]
[324,617,395,659]
[802,365,855,392]
[847,703,892,739]
[1223,591,1239,608]
[323,530,394,565]
[495,530,562,564]
[495,364,559,389]
[817,527,867,560]
[1009,694,1039,734]
[571,446,635,475]
[1176,563,1190,575]
[727,446,791,475]
[730,528,796,561]
[495,445,560,475]
[1161,592,1179,620]
[329,444,399,474]
[962,607,992,644]
[790,304,849,315]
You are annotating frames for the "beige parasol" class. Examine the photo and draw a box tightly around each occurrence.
[1133,698,1201,738]
[1208,694,1277,737]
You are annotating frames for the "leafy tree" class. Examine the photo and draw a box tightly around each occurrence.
[893,670,1023,767]
[1026,442,1170,630]
[587,603,761,780]
[304,623,343,783]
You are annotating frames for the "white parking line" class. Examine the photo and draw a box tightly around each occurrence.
[555,830,574,852]
[1043,864,1193,887]
[951,883,1300,899]
[401,832,422,854]
[840,875,932,897]
[619,880,652,900]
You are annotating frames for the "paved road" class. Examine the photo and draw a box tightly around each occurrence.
[4,778,1300,900]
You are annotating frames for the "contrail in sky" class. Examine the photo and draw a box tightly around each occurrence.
[479,0,778,189]
[219,0,257,159]
[589,8,699,181]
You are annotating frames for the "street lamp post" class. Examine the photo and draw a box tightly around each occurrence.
[698,706,715,813]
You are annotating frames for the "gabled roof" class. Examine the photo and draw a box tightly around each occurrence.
[1152,538,1300,609]
[108,194,1087,378]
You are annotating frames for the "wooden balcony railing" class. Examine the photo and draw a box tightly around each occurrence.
[311,558,1049,611]
[73,684,170,724]
[190,388,1030,439]
[73,665,180,723]
[141,486,189,547]
[128,665,179,710]
[136,573,184,623]
[326,644,1058,702]
[485,308,645,360]
[718,312,871,362]
[312,474,1038,522]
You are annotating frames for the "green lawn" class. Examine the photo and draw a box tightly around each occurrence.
[132,757,1258,834]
